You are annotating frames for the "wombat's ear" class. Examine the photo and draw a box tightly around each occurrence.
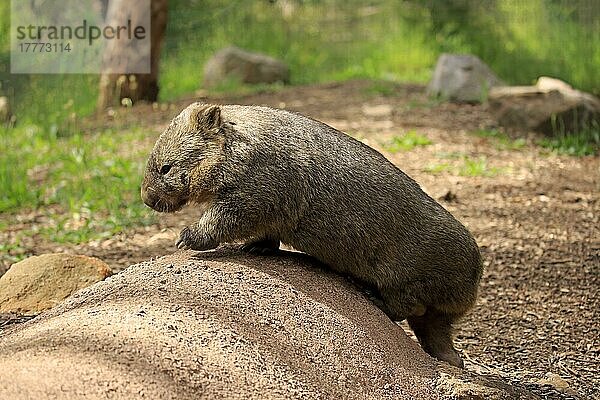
[190,105,222,131]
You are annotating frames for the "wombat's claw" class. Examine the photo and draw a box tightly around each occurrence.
[241,245,274,255]
[176,227,218,251]
[176,238,187,250]
[176,227,191,250]
[434,350,464,369]
[241,238,280,255]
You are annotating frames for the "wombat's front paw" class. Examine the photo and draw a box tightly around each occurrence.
[176,226,218,251]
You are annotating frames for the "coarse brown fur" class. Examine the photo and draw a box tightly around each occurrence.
[141,103,484,367]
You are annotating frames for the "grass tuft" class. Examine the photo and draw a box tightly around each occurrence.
[538,126,599,157]
[459,156,500,177]
[424,154,502,177]
[385,131,432,153]
[424,162,453,174]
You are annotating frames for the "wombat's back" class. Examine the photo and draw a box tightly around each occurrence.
[218,105,482,310]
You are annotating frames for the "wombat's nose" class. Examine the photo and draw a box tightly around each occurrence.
[141,185,158,208]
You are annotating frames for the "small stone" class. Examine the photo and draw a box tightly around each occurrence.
[0,253,112,315]
[537,372,575,394]
[538,195,550,202]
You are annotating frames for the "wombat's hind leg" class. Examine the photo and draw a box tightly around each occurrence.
[241,237,280,255]
[361,288,396,320]
[377,287,426,322]
[408,310,464,368]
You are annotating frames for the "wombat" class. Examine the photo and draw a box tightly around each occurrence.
[141,103,483,367]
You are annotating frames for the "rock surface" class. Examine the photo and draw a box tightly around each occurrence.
[427,53,503,103]
[0,248,535,399]
[0,253,112,314]
[203,46,290,88]
[488,76,600,135]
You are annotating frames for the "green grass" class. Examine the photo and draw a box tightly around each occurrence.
[0,241,29,266]
[363,80,401,97]
[539,129,600,156]
[424,154,502,177]
[159,0,436,99]
[427,1,600,95]
[472,127,600,156]
[424,162,453,174]
[472,129,527,151]
[0,126,156,243]
[459,156,501,177]
[384,131,432,153]
[207,77,287,98]
[3,0,598,129]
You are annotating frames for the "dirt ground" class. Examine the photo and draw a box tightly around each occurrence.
[1,81,598,399]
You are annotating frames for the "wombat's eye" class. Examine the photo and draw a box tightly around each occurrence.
[159,164,172,175]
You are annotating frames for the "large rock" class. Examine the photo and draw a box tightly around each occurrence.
[488,76,600,135]
[203,46,290,88]
[0,253,112,314]
[0,248,534,399]
[427,53,504,103]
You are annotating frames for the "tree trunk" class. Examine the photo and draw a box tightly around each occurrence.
[97,0,168,111]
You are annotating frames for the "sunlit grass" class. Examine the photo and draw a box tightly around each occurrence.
[424,155,502,177]
[424,162,453,174]
[459,156,501,177]
[2,0,598,128]
[0,126,156,243]
[362,80,401,97]
[471,129,527,151]
[384,131,432,153]
[539,129,600,156]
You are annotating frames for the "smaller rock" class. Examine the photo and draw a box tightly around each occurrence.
[0,254,112,315]
[203,47,290,88]
[537,372,569,390]
[536,372,578,395]
[427,54,503,103]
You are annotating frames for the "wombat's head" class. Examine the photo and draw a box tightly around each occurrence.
[141,103,225,212]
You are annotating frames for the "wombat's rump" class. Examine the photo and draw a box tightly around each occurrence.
[141,103,483,367]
